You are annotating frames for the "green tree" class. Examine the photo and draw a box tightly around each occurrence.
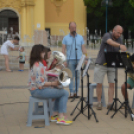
[84,0,134,38]
[83,0,105,17]
[129,0,134,8]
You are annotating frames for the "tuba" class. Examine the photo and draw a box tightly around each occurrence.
[46,51,72,87]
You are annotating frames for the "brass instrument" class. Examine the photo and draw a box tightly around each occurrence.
[47,51,72,87]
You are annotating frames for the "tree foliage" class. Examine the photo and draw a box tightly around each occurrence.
[83,0,105,17]
[83,0,134,38]
[129,0,134,8]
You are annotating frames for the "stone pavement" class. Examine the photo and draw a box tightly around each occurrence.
[0,48,134,134]
[0,87,134,134]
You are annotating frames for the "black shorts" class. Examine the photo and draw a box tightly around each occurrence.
[19,61,25,64]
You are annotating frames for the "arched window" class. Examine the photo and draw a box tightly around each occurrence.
[0,10,19,34]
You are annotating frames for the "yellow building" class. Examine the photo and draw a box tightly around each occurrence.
[0,0,87,42]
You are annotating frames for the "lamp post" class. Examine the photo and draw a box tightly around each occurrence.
[101,0,113,33]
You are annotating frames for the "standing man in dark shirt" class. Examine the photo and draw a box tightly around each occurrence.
[94,25,127,110]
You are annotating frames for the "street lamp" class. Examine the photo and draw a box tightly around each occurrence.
[101,0,113,33]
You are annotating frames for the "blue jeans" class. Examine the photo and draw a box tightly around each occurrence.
[67,59,80,94]
[30,88,69,113]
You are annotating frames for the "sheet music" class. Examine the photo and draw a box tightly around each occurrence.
[76,55,86,71]
[83,59,91,77]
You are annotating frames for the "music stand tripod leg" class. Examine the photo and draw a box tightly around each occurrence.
[82,102,99,122]
[86,73,98,122]
[70,98,82,116]
[72,110,82,121]
[111,102,124,118]
[72,95,85,121]
[72,102,87,121]
[91,107,99,122]
[87,78,90,120]
[106,101,115,115]
[107,65,122,116]
[123,69,133,121]
[107,67,118,115]
[70,68,84,118]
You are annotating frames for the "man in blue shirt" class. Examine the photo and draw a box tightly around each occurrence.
[62,22,87,98]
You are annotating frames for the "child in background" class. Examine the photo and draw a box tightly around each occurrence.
[17,47,26,71]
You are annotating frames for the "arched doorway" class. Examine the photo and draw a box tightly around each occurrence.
[0,10,19,34]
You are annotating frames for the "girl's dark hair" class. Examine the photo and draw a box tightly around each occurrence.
[14,36,20,41]
[44,46,51,61]
[29,44,45,69]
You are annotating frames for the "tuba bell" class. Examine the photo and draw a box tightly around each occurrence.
[47,51,72,87]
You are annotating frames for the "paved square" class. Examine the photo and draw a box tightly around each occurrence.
[0,48,134,134]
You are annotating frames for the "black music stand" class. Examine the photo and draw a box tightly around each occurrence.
[82,58,99,122]
[105,52,124,115]
[111,52,134,121]
[70,55,91,121]
[70,55,85,102]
